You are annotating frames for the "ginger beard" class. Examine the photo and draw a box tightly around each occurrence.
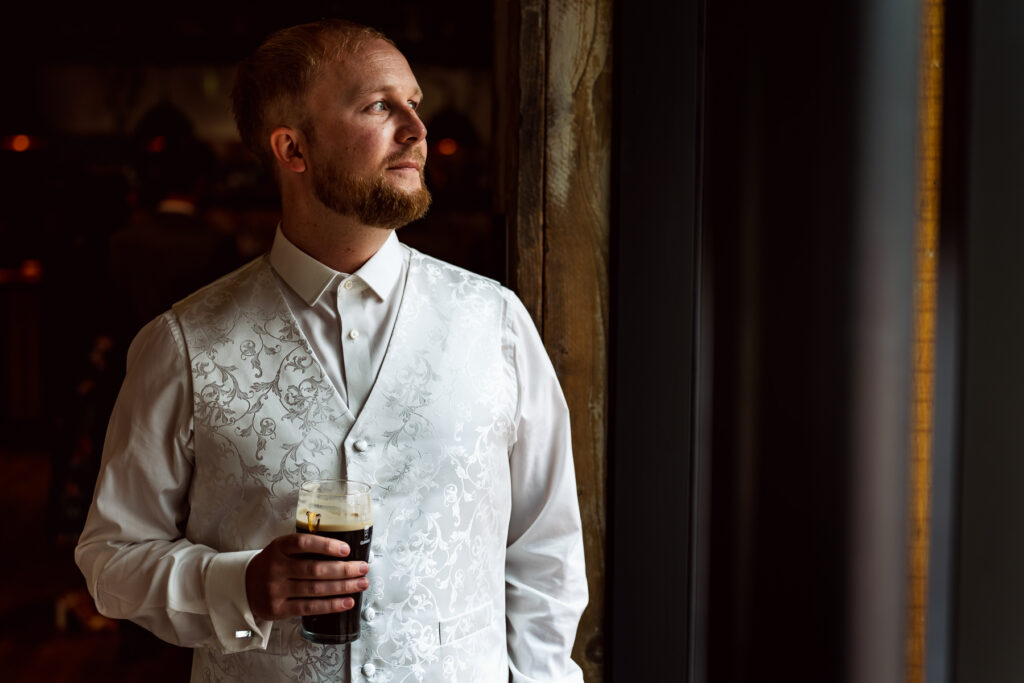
[310,149,432,230]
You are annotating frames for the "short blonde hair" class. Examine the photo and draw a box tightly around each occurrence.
[231,18,392,171]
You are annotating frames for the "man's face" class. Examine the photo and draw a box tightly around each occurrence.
[302,39,431,228]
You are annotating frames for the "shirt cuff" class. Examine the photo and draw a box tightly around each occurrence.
[509,659,585,683]
[204,550,272,653]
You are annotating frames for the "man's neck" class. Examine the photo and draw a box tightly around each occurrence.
[280,198,393,274]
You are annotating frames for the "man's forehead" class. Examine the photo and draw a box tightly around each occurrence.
[329,40,421,96]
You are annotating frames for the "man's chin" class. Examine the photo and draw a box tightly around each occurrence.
[383,174,424,195]
[359,186,432,230]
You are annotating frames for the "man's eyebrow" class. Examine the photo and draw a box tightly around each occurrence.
[351,84,423,99]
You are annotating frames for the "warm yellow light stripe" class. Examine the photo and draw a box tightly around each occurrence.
[908,2,944,682]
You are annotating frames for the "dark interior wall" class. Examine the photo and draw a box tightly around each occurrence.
[953,0,1024,680]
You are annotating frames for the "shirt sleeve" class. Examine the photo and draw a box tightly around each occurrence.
[502,292,589,683]
[74,312,273,653]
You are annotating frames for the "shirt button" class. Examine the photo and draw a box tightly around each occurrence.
[343,280,354,290]
[348,329,360,340]
[354,439,369,452]
[362,662,376,677]
[363,607,377,621]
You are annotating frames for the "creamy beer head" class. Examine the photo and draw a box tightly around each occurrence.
[296,479,372,533]
[296,508,372,533]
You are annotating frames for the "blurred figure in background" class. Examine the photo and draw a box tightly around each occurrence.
[107,102,240,352]
[55,103,240,543]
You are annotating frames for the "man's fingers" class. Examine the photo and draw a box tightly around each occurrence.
[248,533,372,620]
[302,596,354,615]
[290,576,370,598]
[279,533,350,558]
[278,596,355,618]
[293,558,370,581]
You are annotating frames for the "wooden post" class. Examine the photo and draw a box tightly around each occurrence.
[495,0,610,679]
[544,1,610,678]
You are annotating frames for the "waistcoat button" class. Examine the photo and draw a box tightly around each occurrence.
[354,439,369,452]
[362,662,376,677]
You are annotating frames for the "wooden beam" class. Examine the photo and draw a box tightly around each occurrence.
[907,1,944,681]
[496,0,547,324]
[543,1,611,679]
[496,0,610,679]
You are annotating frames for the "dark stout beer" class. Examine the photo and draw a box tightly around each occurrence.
[296,512,373,644]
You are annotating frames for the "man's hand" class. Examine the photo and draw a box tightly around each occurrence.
[245,533,370,621]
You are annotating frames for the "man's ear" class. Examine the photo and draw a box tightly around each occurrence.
[269,127,307,174]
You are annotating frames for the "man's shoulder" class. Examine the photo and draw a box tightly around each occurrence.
[403,244,509,296]
[174,255,269,308]
[169,256,278,345]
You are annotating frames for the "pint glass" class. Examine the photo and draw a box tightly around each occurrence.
[295,479,373,644]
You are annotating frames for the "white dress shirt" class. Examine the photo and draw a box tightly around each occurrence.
[76,228,587,681]
[269,228,407,418]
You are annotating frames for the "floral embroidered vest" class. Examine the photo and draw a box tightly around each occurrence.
[172,248,517,682]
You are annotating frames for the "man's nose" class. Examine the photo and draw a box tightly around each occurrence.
[397,110,427,144]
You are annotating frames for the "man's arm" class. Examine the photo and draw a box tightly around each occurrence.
[75,313,274,652]
[74,313,369,653]
[503,292,589,683]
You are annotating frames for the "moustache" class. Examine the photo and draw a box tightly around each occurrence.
[384,151,427,170]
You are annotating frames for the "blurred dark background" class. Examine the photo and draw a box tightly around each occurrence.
[0,3,498,680]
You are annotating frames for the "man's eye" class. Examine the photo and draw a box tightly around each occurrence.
[408,100,419,110]
[369,101,387,113]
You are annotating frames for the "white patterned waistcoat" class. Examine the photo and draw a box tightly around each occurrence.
[172,249,517,683]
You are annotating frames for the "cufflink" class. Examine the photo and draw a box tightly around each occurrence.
[234,629,253,638]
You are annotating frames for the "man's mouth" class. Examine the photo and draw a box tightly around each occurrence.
[385,152,426,172]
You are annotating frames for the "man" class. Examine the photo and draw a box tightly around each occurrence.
[76,18,588,683]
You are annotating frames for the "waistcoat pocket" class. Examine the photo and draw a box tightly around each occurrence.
[438,602,493,645]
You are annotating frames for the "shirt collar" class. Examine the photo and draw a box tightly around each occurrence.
[269,226,403,306]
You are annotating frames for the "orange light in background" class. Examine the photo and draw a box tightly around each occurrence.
[147,136,167,153]
[437,138,458,156]
[19,259,43,282]
[3,135,46,152]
